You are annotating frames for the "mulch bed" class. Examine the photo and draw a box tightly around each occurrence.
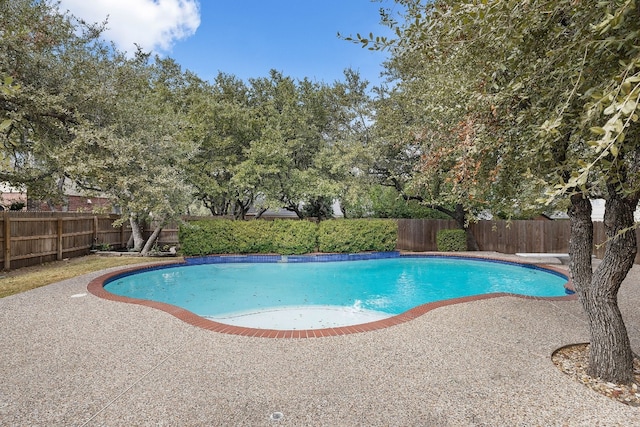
[552,343,640,407]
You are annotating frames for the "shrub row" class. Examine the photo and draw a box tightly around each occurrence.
[179,219,317,255]
[317,219,397,253]
[179,219,398,256]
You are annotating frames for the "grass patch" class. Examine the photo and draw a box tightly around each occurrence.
[0,255,182,298]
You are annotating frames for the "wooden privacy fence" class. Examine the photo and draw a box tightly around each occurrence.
[0,212,129,270]
[0,212,193,270]
[397,218,640,263]
[2,214,638,270]
[148,218,640,263]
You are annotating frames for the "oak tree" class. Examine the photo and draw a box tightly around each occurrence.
[361,0,640,383]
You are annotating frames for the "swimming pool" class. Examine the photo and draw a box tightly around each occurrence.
[92,253,572,335]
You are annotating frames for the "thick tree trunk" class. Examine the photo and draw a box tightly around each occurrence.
[588,192,636,383]
[567,194,594,296]
[141,224,163,256]
[568,192,636,384]
[129,216,145,252]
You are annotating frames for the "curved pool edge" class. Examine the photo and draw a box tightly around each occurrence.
[403,251,575,294]
[86,253,576,339]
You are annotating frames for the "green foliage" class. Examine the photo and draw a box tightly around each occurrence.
[179,220,236,255]
[231,220,274,254]
[314,69,376,219]
[317,219,397,253]
[376,0,640,210]
[0,0,107,199]
[97,243,112,251]
[301,196,334,220]
[184,68,375,220]
[61,55,196,252]
[179,219,319,256]
[238,71,340,219]
[1,1,194,252]
[183,72,260,218]
[180,219,397,255]
[270,220,318,254]
[436,229,467,252]
[369,186,450,219]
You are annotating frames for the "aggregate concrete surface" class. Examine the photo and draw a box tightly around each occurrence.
[1,257,639,426]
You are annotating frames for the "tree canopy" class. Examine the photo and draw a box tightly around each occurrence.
[1,0,107,201]
[1,0,197,252]
[355,0,640,384]
[0,0,390,231]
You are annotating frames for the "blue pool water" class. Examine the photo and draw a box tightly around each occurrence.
[104,256,568,328]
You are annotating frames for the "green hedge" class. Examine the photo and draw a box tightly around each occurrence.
[179,219,318,256]
[179,219,236,255]
[179,218,398,256]
[318,219,397,253]
[436,229,468,252]
[269,219,318,254]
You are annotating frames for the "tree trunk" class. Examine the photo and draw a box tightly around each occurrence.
[567,193,594,298]
[284,203,304,219]
[588,191,636,383]
[452,203,480,251]
[129,216,145,252]
[141,224,163,256]
[340,203,348,219]
[568,191,636,384]
[233,199,251,220]
[254,208,268,220]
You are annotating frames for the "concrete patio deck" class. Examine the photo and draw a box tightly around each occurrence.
[1,255,639,426]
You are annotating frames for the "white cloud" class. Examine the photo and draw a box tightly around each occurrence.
[57,0,200,55]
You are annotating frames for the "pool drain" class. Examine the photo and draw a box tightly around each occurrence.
[270,412,284,421]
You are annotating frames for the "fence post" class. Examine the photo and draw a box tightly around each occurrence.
[57,217,64,261]
[3,212,10,270]
[92,216,98,246]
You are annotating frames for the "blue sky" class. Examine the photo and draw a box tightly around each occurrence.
[172,1,392,86]
[58,0,394,87]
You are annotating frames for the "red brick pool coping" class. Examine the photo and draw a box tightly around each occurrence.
[87,253,576,339]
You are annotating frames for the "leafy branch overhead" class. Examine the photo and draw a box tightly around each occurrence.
[364,0,640,385]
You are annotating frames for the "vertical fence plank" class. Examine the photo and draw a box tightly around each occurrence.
[57,217,63,261]
[3,212,10,270]
[93,216,98,248]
